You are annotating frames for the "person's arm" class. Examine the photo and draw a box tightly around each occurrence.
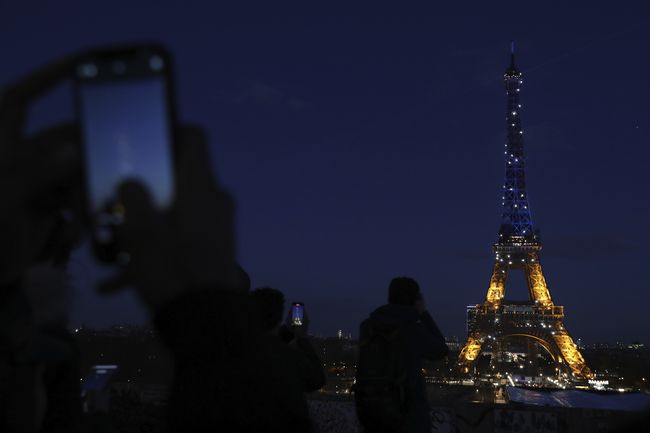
[291,337,326,392]
[282,307,325,392]
[0,56,84,433]
[416,311,449,361]
[278,324,296,344]
[0,55,82,288]
[97,130,258,432]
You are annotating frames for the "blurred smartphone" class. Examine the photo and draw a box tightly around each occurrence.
[291,302,304,326]
[81,364,118,413]
[74,45,178,262]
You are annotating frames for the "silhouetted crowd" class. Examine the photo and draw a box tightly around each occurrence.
[0,49,449,433]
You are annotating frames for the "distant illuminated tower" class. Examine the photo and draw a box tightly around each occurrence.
[457,45,592,380]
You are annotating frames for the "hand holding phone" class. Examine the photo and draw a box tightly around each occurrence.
[74,45,177,262]
[97,127,239,311]
[0,55,82,284]
[288,302,310,338]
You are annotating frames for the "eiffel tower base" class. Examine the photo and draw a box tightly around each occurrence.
[458,303,593,381]
[457,245,592,382]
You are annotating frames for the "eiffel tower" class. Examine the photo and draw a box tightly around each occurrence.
[457,45,592,380]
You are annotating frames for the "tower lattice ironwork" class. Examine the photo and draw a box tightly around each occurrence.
[457,45,592,380]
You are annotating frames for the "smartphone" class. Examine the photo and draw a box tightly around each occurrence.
[291,302,304,326]
[81,364,118,395]
[81,364,118,413]
[74,45,178,262]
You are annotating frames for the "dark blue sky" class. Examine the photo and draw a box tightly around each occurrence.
[2,3,649,342]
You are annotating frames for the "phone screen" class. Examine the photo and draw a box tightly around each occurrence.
[76,49,176,258]
[79,77,174,215]
[291,303,304,326]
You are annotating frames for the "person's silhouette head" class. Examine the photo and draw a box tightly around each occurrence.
[388,277,421,306]
[250,287,285,333]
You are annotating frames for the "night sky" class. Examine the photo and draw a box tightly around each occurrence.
[1,3,649,343]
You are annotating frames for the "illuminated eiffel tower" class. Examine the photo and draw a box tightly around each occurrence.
[457,45,592,380]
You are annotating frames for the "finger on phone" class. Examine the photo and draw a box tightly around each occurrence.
[119,180,156,220]
[177,125,219,191]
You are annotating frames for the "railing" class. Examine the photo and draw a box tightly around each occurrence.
[493,243,541,254]
[471,305,564,318]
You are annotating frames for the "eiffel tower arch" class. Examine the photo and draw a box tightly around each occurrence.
[457,45,592,381]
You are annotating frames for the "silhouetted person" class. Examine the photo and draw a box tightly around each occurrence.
[355,277,448,433]
[0,52,311,433]
[102,133,321,432]
[250,288,326,432]
[0,56,85,433]
[26,264,83,433]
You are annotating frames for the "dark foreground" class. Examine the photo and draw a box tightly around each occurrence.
[79,385,649,433]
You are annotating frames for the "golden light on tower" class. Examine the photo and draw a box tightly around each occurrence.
[459,335,482,362]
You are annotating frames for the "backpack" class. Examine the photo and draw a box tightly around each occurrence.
[354,321,409,432]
